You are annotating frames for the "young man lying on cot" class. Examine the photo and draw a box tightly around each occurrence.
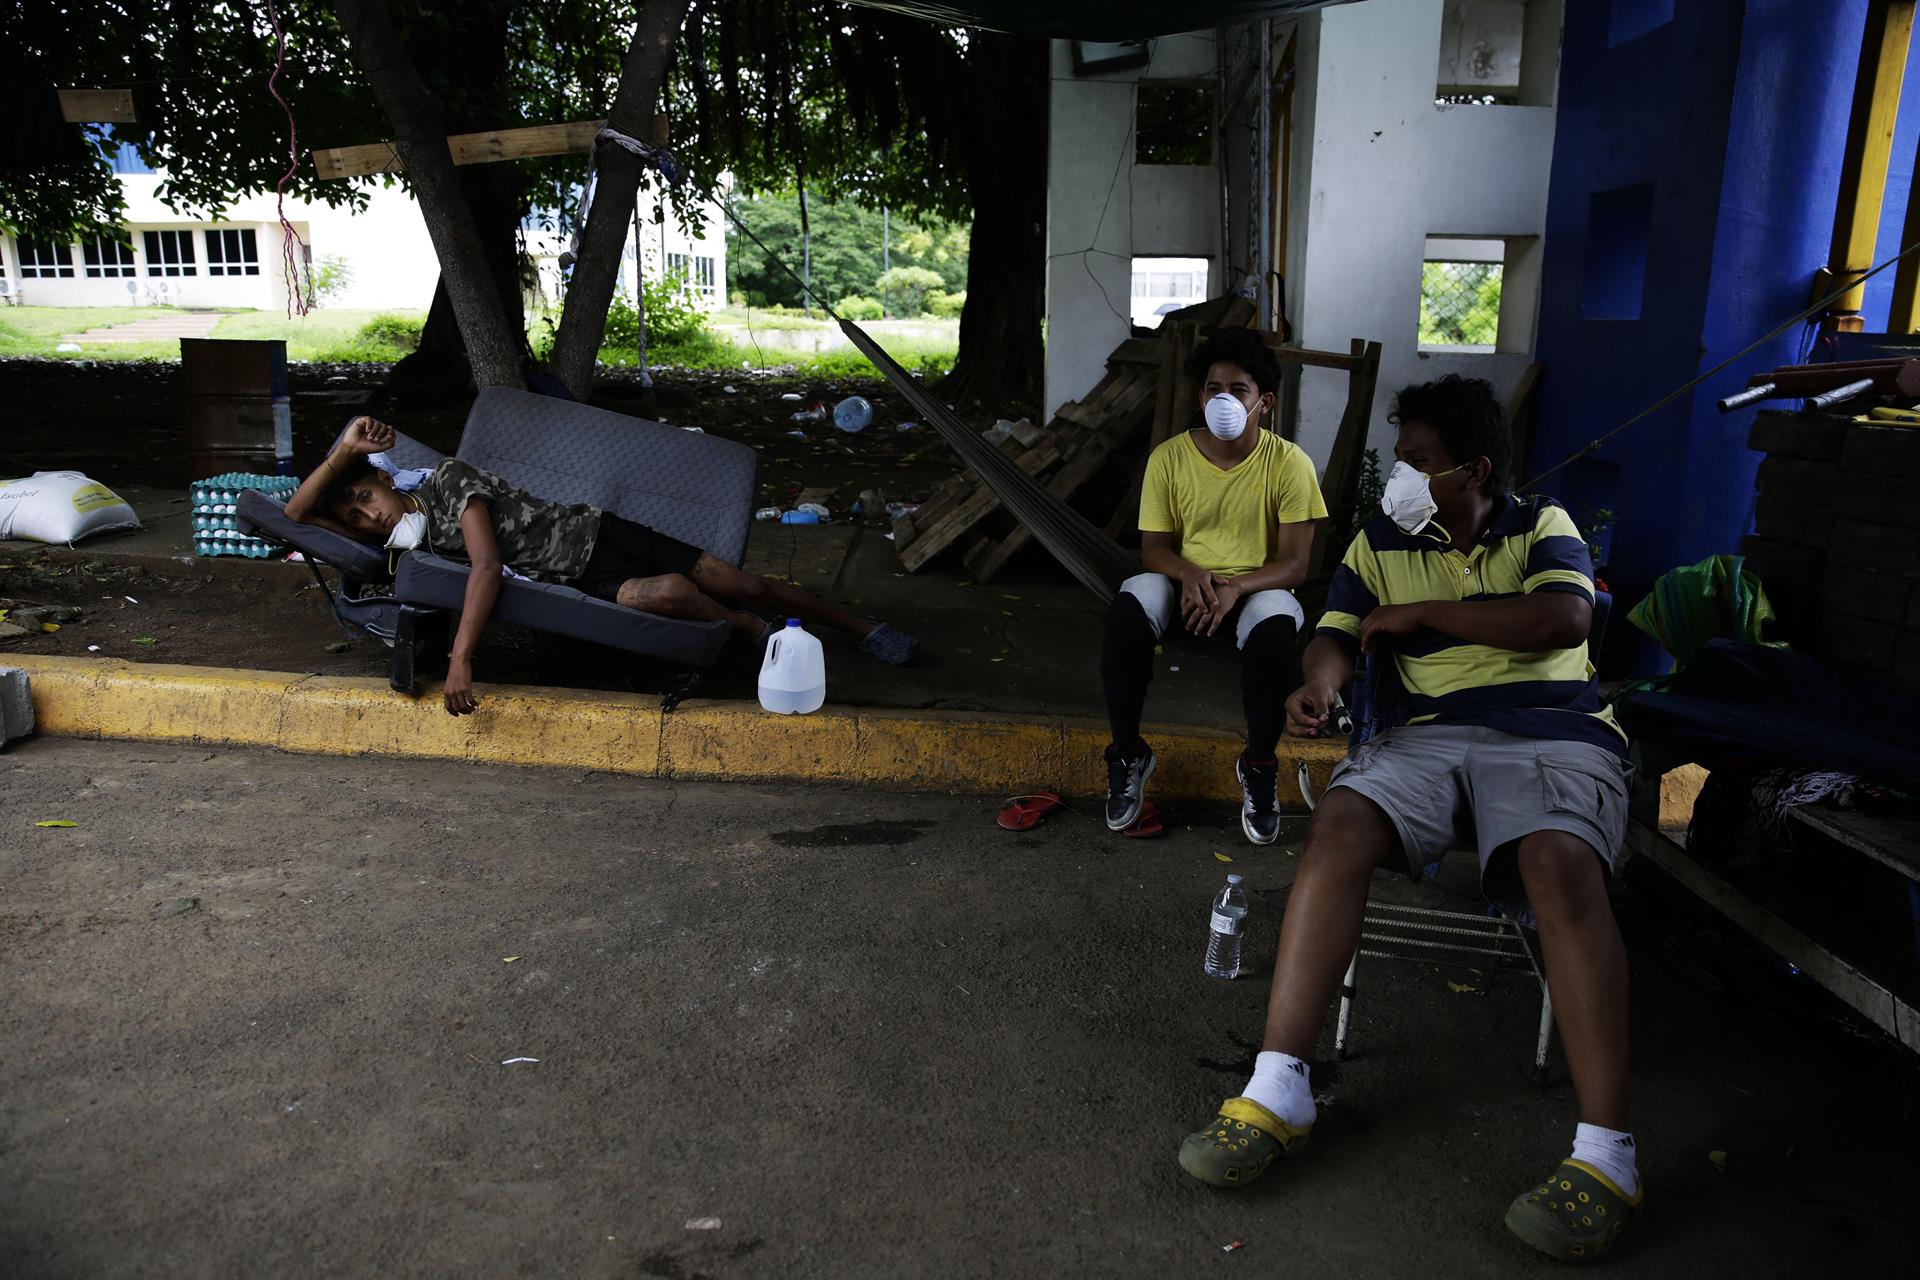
[1101,327,1327,845]
[1175,375,1642,1263]
[286,417,916,715]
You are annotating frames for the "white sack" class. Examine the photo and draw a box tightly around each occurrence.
[0,471,142,544]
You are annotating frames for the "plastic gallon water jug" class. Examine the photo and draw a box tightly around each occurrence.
[758,619,826,714]
[833,396,873,433]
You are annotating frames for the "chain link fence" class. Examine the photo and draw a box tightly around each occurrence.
[1419,261,1503,347]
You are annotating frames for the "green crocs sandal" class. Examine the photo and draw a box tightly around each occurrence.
[1177,1096,1311,1188]
[1503,1159,1643,1263]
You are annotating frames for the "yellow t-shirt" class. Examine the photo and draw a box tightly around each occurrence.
[1138,429,1328,576]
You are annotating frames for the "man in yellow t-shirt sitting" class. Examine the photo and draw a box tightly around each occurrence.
[1101,328,1328,844]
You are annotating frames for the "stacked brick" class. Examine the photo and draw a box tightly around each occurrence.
[1742,409,1920,691]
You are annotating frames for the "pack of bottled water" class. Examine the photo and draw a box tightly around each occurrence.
[189,473,295,559]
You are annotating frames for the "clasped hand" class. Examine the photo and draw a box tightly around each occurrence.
[1180,571,1243,637]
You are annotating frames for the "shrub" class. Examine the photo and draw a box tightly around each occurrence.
[875,266,945,317]
[309,256,353,308]
[835,294,884,321]
[356,312,422,351]
[926,289,966,319]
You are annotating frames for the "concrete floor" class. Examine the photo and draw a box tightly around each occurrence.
[2,739,1914,1277]
[3,492,1253,727]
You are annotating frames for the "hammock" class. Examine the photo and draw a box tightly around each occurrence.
[719,199,1139,602]
[835,321,1139,602]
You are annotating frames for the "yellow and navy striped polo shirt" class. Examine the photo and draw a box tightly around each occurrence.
[1319,495,1625,754]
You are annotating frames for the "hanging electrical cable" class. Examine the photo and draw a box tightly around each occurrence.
[262,0,313,317]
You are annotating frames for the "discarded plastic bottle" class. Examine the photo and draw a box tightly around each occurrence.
[758,619,826,715]
[833,396,873,433]
[790,404,828,425]
[1205,874,1250,979]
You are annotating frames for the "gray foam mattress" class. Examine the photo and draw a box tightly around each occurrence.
[239,395,753,670]
[396,551,732,667]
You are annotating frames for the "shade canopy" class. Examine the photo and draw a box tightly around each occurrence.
[843,0,1359,40]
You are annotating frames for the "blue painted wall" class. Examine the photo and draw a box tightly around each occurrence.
[1529,0,1917,674]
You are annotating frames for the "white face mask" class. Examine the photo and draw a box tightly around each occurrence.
[1203,393,1250,441]
[385,510,428,551]
[1380,461,1463,533]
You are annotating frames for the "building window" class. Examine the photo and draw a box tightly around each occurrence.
[205,227,260,276]
[144,230,197,276]
[1129,255,1209,327]
[83,236,137,278]
[1136,83,1214,166]
[1420,260,1503,349]
[18,240,77,278]
[665,251,717,299]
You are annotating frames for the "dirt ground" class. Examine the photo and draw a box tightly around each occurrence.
[1,357,1140,712]
[0,356,1022,524]
[2,739,1915,1278]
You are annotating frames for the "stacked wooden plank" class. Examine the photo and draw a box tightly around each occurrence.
[890,297,1384,586]
[891,298,1256,581]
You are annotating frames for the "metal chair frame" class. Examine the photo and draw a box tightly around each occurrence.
[1293,590,1609,1083]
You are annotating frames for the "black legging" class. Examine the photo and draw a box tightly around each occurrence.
[1100,592,1301,758]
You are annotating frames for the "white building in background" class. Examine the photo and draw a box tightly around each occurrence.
[524,178,729,315]
[0,146,725,316]
[1046,0,1561,466]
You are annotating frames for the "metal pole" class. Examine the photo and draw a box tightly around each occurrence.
[1218,28,1232,297]
[1824,0,1916,328]
[882,205,890,317]
[1257,19,1272,326]
[1890,118,1920,330]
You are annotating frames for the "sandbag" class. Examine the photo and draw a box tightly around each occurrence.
[0,471,142,543]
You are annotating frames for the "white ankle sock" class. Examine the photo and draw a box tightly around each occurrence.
[1241,1051,1317,1129]
[1569,1122,1639,1197]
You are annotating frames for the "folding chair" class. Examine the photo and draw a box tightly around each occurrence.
[1297,591,1612,1083]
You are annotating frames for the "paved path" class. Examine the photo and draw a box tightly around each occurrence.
[60,311,227,344]
[1,738,1912,1277]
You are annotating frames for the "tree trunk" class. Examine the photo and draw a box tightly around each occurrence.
[333,0,525,390]
[547,0,692,400]
[391,166,527,405]
[940,34,1048,408]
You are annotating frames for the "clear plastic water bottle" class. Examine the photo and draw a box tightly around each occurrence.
[1205,873,1251,979]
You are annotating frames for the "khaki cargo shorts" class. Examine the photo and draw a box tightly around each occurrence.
[1326,723,1633,916]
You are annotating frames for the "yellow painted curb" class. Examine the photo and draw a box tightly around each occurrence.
[4,655,1346,804]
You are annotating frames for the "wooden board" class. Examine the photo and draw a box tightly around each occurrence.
[895,443,1061,572]
[1627,820,1920,1054]
[964,379,1160,580]
[58,89,136,123]
[313,121,604,180]
[1786,807,1920,883]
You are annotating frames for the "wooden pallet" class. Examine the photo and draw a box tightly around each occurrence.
[890,295,1380,585]
[891,297,1255,579]
[890,348,1157,572]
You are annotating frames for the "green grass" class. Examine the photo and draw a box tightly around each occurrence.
[210,309,427,361]
[0,305,426,363]
[628,331,956,378]
[0,306,176,359]
[0,304,956,377]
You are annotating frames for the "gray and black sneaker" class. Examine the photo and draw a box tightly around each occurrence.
[1104,741,1157,831]
[1237,754,1281,845]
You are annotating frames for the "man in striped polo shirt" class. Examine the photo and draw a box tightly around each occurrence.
[1176,375,1644,1263]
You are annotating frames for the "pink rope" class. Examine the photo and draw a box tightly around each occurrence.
[264,0,312,317]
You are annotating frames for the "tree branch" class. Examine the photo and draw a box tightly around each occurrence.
[548,0,693,399]
[332,0,526,391]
